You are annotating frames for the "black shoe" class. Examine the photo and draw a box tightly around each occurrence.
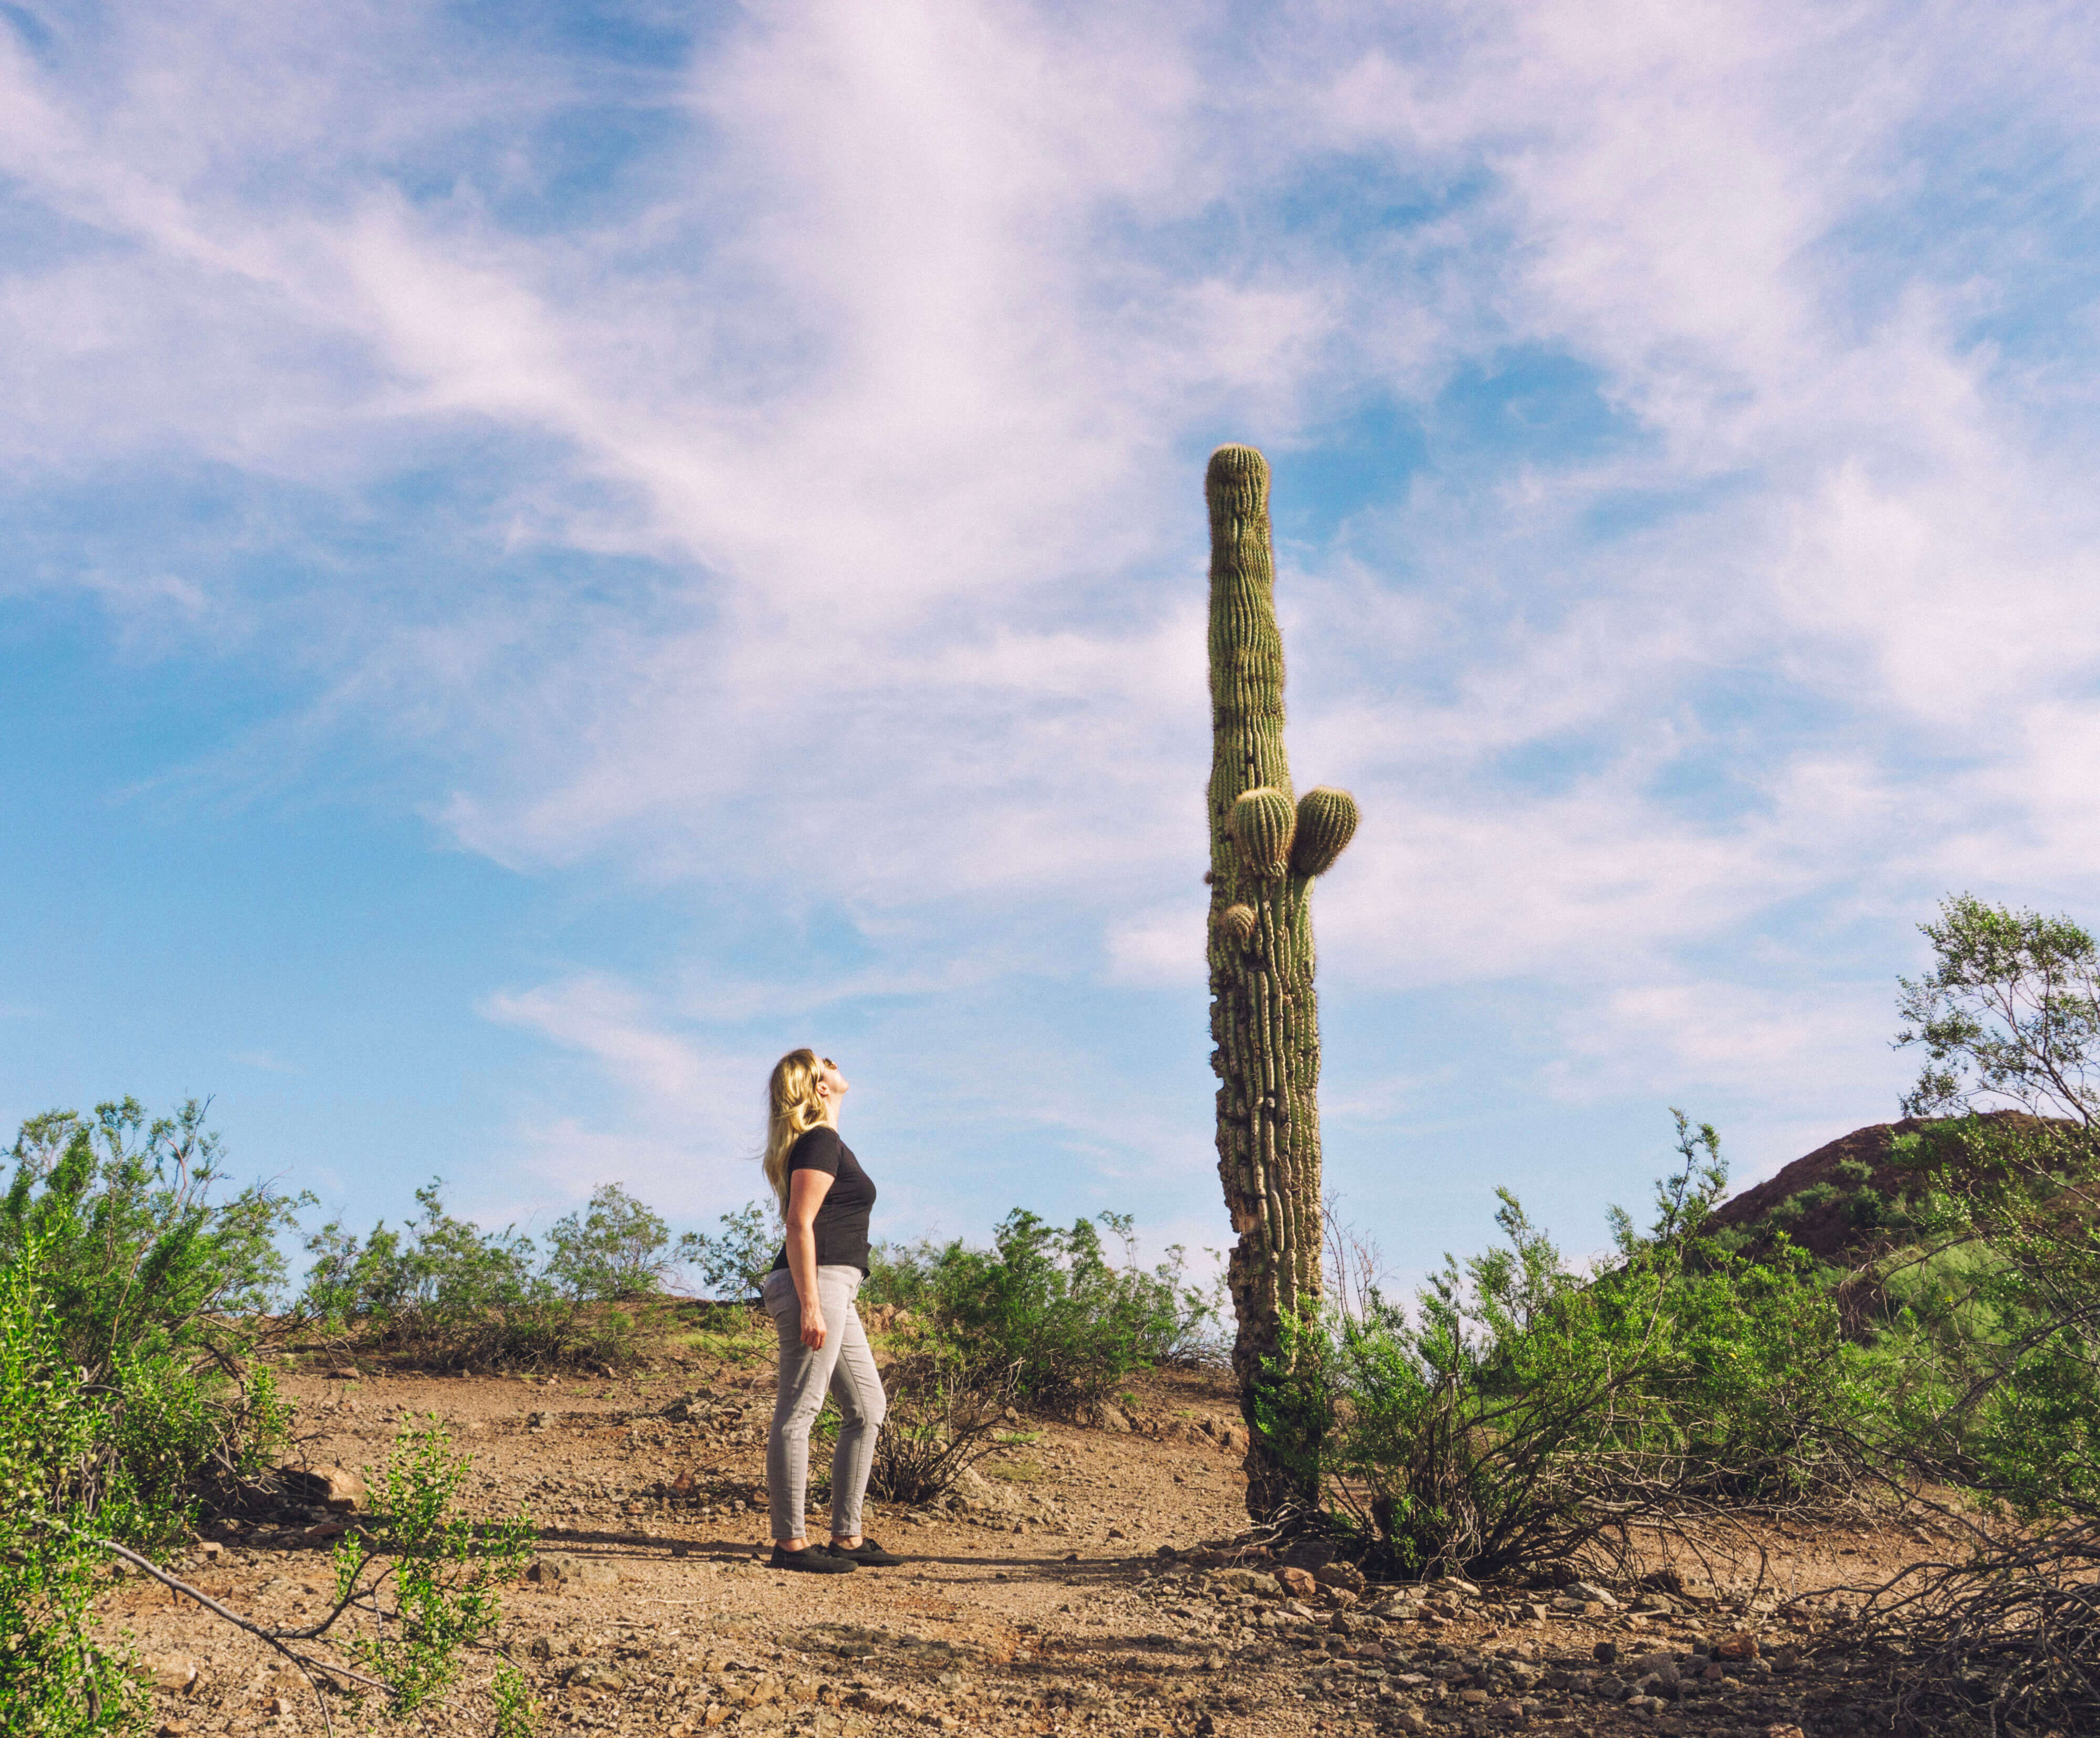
[770,1543,856,1574]
[824,1537,903,1567]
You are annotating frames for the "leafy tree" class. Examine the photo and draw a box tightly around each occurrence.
[1896,893,2100,1124]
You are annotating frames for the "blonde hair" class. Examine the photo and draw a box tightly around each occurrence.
[763,1048,830,1217]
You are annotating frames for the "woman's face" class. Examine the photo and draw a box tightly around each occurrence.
[816,1056,850,1106]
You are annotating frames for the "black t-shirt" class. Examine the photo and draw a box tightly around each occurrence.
[768,1126,876,1276]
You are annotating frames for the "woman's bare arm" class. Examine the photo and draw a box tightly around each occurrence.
[785,1165,836,1349]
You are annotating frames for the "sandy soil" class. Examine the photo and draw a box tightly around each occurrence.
[98,1355,1923,1738]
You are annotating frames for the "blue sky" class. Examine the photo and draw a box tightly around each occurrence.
[8,0,2100,1296]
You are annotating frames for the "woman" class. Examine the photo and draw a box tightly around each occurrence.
[758,1049,899,1573]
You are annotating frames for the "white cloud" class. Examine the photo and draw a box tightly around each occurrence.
[9,1,2100,1249]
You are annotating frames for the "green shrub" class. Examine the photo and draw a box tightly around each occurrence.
[862,1236,946,1315]
[0,1232,149,1736]
[1293,1114,1860,1580]
[299,1181,639,1370]
[673,1201,776,1303]
[0,1099,298,1539]
[909,1210,1218,1412]
[545,1184,686,1302]
[328,1418,536,1715]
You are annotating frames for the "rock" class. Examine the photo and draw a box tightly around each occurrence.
[1212,1568,1280,1597]
[1715,1630,1760,1661]
[1388,1711,1429,1734]
[1435,1575,1480,1599]
[1276,1567,1319,1600]
[279,1464,367,1512]
[267,1697,291,1716]
[1594,1641,1620,1666]
[1314,1561,1366,1594]
[528,1553,620,1588]
[1566,1580,1617,1607]
[1762,1726,1807,1738]
[142,1654,200,1693]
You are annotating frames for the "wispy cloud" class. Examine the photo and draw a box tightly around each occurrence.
[7,1,2100,1252]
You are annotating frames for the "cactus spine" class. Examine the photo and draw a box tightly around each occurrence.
[1203,443,1360,1521]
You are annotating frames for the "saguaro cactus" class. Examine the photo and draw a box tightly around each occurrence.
[1203,443,1360,1521]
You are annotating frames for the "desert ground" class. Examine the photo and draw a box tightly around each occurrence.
[101,1348,1921,1738]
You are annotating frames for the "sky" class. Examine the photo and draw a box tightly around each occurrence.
[7,0,2100,1298]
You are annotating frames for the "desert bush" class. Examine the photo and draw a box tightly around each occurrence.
[1284,1114,1862,1581]
[299,1180,640,1370]
[674,1200,776,1303]
[327,1418,537,1715]
[0,1232,148,1736]
[905,1209,1217,1412]
[1793,895,2100,1734]
[862,1235,946,1315]
[0,1098,297,1536]
[545,1183,684,1302]
[866,1347,1022,1507]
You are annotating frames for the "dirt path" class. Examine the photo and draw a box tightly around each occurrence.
[102,1361,1915,1738]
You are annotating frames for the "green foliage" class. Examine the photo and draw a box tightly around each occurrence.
[0,1234,148,1737]
[897,1210,1218,1411]
[1,1099,306,1376]
[1872,1116,2100,1516]
[299,1181,640,1371]
[545,1184,680,1302]
[860,1235,952,1315]
[1896,893,2100,1124]
[329,1418,536,1715]
[490,1659,540,1738]
[1300,1114,1858,1579]
[0,1099,297,1538]
[673,1200,776,1303]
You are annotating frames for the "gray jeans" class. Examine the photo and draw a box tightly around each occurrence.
[762,1265,886,1543]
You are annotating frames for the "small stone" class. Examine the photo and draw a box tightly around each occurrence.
[1315,1562,1367,1595]
[1715,1630,1760,1661]
[142,1655,200,1692]
[279,1463,368,1512]
[1106,1527,1127,1541]
[1594,1641,1620,1666]
[1277,1567,1319,1600]
[1565,1580,1617,1608]
[267,1697,291,1716]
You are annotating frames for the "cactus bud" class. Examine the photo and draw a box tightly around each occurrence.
[1290,787,1360,877]
[1216,903,1258,948]
[1231,787,1296,877]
